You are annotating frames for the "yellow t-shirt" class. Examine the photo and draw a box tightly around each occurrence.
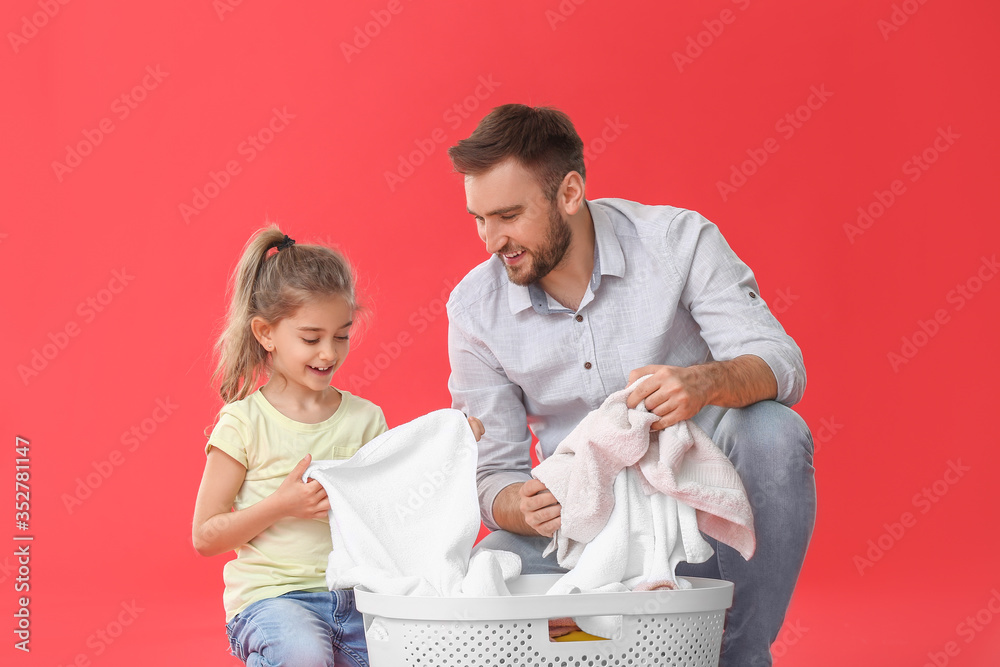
[206,389,387,621]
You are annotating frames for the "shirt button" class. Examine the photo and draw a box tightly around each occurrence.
[575,315,583,322]
[584,362,592,369]
[749,291,757,299]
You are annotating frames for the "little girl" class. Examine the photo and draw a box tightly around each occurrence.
[192,226,482,667]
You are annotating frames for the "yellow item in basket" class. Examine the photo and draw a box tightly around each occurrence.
[553,630,611,642]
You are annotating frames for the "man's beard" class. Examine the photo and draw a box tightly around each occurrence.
[501,203,573,286]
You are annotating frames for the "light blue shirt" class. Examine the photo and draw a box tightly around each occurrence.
[447,198,806,530]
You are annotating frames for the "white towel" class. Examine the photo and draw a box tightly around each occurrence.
[544,468,713,595]
[533,376,755,598]
[305,409,520,597]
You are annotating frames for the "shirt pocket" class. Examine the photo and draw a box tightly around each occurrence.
[617,329,672,384]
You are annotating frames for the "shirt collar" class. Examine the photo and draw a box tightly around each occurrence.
[591,201,625,279]
[507,201,625,315]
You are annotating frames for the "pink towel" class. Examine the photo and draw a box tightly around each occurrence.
[636,419,756,559]
[533,377,756,562]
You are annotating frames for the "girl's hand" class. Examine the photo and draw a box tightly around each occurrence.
[467,416,485,442]
[273,454,330,520]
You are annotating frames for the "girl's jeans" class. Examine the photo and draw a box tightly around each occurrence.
[226,589,368,667]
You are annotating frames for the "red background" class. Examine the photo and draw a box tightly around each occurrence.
[4,1,999,665]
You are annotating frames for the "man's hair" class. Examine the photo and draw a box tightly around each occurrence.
[448,104,585,201]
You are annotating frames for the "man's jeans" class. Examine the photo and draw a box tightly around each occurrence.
[226,589,368,667]
[477,401,817,667]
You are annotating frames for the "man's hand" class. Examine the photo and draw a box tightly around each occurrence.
[519,478,562,537]
[492,479,562,537]
[627,365,711,430]
[627,356,779,429]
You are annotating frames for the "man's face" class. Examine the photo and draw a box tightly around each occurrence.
[464,159,572,286]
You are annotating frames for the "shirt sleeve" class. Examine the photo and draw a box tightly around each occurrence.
[447,302,533,531]
[668,209,807,405]
[205,409,250,468]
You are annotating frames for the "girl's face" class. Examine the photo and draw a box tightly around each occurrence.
[261,294,354,394]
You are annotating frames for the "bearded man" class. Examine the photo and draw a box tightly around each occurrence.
[445,104,815,667]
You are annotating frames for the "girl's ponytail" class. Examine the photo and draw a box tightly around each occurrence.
[213,227,287,403]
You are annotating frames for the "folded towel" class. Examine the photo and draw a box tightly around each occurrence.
[533,376,755,597]
[305,409,520,597]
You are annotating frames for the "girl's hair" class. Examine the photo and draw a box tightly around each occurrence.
[213,225,358,403]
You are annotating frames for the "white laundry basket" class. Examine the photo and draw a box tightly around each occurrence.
[355,574,733,666]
